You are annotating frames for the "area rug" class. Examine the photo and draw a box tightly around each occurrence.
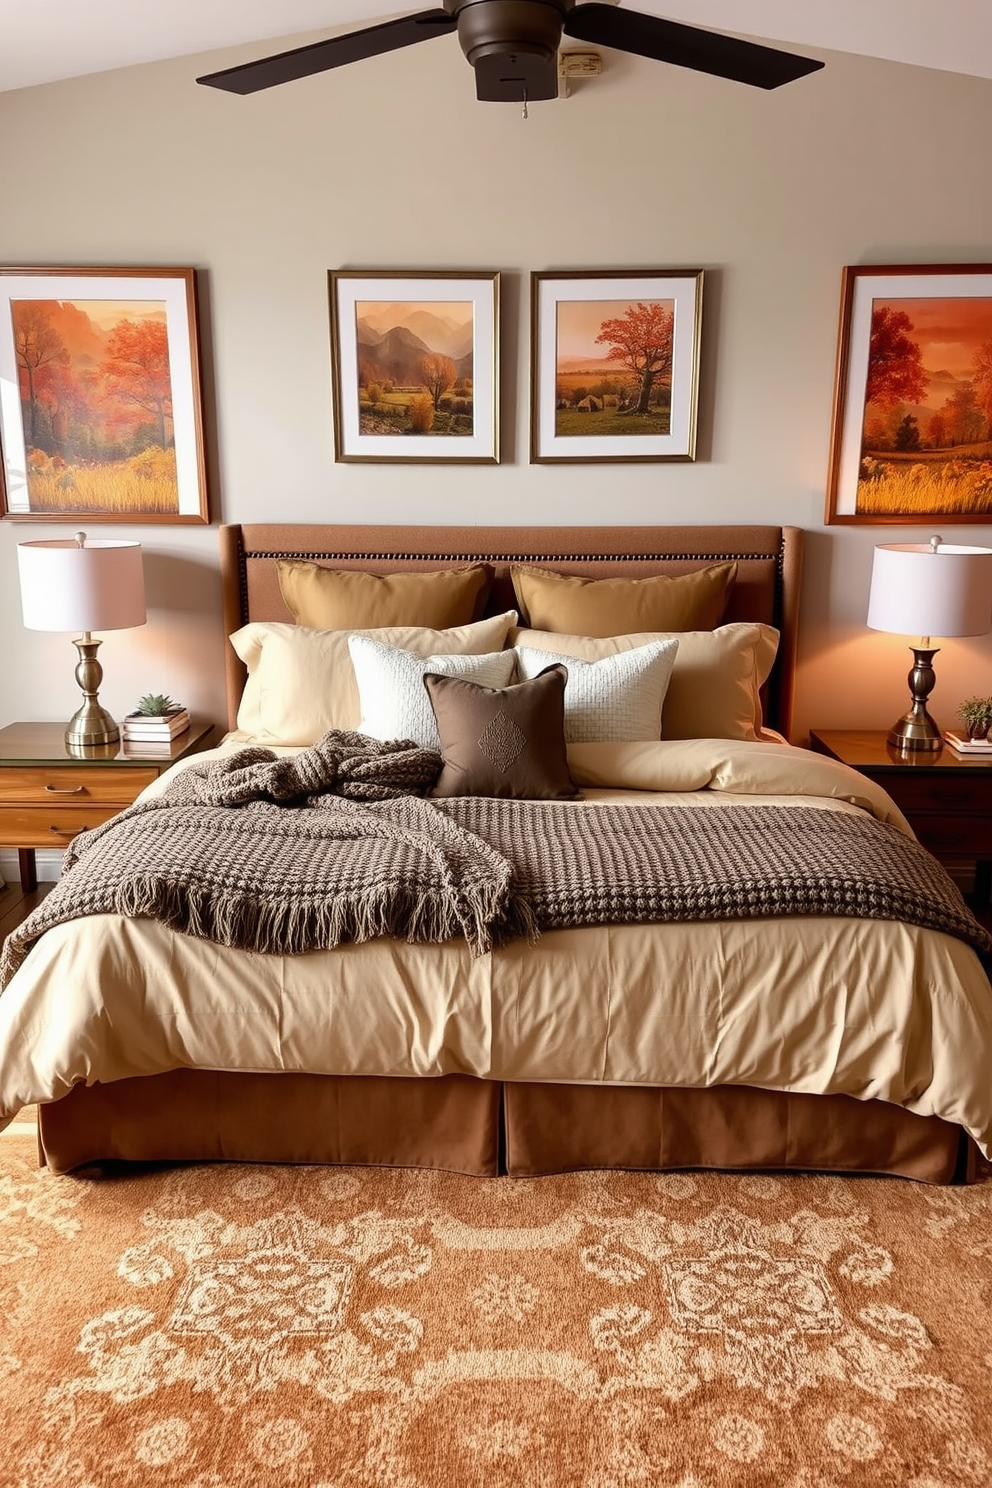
[1,1136,991,1488]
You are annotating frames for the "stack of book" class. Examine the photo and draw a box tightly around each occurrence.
[943,730,992,755]
[121,707,191,751]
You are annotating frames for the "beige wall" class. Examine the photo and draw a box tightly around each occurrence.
[1,35,992,744]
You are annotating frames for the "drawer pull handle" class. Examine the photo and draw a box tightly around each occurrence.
[44,784,85,795]
[48,826,85,837]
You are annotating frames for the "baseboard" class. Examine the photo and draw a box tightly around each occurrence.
[0,849,62,884]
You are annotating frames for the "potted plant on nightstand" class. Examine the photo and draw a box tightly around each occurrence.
[121,693,191,744]
[957,696,992,741]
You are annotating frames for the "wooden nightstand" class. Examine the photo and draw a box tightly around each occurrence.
[0,719,215,892]
[809,728,992,903]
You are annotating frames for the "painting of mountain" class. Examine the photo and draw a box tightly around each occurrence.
[358,303,473,361]
[330,272,498,462]
[352,299,476,438]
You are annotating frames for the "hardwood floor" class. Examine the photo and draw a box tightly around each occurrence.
[0,877,55,939]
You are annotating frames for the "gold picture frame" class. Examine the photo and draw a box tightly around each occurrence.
[530,269,703,464]
[0,265,209,524]
[825,263,992,525]
[328,270,499,463]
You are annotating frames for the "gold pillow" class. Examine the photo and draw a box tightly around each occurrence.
[231,612,518,745]
[277,559,491,630]
[509,622,779,741]
[510,562,737,638]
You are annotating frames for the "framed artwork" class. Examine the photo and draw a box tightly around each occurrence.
[530,269,703,463]
[328,270,499,463]
[0,266,209,524]
[826,264,992,524]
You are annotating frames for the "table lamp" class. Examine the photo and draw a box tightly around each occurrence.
[16,531,147,750]
[866,535,992,754]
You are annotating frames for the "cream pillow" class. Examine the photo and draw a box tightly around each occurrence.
[515,639,678,742]
[232,611,517,745]
[511,561,737,636]
[348,636,518,750]
[510,623,779,741]
[277,559,491,629]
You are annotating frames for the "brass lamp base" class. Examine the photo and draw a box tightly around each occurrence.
[65,634,120,751]
[886,713,943,754]
[886,645,943,755]
[65,704,120,750]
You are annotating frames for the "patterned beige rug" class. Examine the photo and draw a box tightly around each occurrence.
[1,1133,991,1488]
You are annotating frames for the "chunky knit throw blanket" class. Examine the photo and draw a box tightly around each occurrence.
[168,729,444,806]
[3,738,989,984]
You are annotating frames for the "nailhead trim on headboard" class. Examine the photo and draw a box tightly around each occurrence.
[238,546,786,631]
[247,548,773,564]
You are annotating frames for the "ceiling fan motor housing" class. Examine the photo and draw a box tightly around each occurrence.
[446,0,572,101]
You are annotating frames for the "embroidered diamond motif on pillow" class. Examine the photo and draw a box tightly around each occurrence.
[478,711,526,773]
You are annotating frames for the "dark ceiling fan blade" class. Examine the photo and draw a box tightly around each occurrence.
[196,9,456,95]
[564,3,824,89]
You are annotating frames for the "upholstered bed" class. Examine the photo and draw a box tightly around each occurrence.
[2,522,991,1183]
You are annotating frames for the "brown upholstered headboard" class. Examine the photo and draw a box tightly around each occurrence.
[218,523,803,740]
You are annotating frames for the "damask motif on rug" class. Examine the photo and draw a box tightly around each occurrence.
[1,1136,991,1487]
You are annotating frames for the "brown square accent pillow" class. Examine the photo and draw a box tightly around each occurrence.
[510,561,737,637]
[277,559,492,630]
[424,664,579,800]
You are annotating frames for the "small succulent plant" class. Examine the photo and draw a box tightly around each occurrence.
[957,695,992,739]
[135,693,178,717]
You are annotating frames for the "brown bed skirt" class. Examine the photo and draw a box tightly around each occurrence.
[502,1081,970,1183]
[35,1070,972,1183]
[36,1070,502,1176]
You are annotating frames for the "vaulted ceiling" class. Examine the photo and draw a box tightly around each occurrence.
[2,0,991,93]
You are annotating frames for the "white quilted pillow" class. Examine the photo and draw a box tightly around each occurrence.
[515,639,678,743]
[349,635,518,749]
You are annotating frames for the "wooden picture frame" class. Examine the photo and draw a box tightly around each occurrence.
[530,269,703,463]
[825,264,992,525]
[328,270,499,463]
[0,266,209,524]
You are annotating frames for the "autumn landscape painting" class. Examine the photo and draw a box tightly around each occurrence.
[554,298,675,436]
[355,300,474,436]
[856,295,992,516]
[10,297,182,516]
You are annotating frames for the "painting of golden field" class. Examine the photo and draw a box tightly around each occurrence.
[354,300,474,436]
[554,298,675,436]
[857,295,992,516]
[12,297,179,515]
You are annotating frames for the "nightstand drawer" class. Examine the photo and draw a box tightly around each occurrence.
[880,772,992,810]
[911,816,992,858]
[0,765,157,806]
[0,719,214,895]
[0,804,127,846]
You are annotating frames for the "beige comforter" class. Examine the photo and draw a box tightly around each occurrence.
[2,738,991,1156]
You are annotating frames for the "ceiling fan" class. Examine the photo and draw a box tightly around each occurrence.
[196,0,824,106]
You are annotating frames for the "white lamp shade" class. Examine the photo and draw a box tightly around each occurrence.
[867,542,992,639]
[17,537,146,633]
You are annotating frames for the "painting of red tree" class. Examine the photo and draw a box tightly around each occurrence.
[12,297,180,516]
[554,298,675,436]
[855,293,992,517]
